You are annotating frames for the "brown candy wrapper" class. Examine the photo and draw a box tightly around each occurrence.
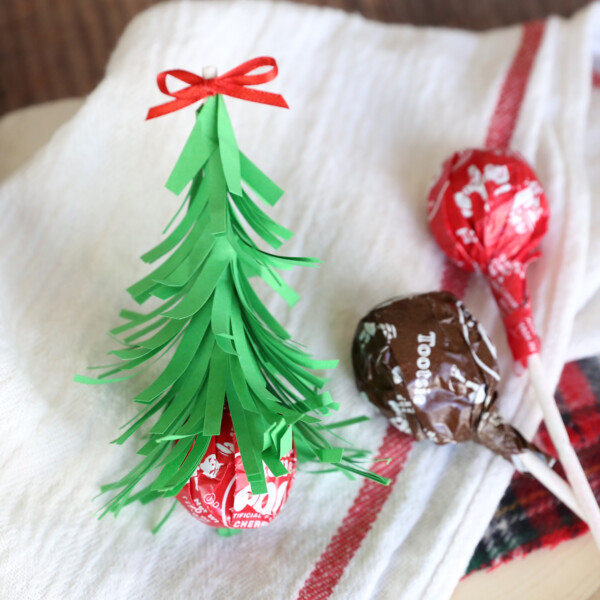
[352,291,551,468]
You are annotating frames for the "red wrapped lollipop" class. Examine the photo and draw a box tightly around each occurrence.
[177,411,296,529]
[428,148,547,363]
[428,148,600,546]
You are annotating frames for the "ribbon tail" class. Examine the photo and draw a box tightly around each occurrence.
[146,97,197,120]
[215,83,289,109]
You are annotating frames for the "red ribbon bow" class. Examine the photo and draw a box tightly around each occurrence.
[146,56,288,120]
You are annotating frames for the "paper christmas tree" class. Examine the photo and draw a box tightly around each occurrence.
[76,58,388,520]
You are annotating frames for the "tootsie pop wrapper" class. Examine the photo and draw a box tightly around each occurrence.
[351,291,550,467]
[427,148,549,364]
[177,411,296,529]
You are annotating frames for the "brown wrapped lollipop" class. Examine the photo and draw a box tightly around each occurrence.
[352,291,585,520]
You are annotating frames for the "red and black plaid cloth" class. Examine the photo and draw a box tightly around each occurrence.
[468,357,600,572]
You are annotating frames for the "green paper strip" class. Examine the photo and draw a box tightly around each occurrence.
[141,184,209,264]
[336,462,391,486]
[279,425,293,458]
[228,207,262,253]
[112,395,170,444]
[123,317,168,344]
[159,437,194,467]
[202,346,228,436]
[320,416,371,430]
[217,95,242,197]
[206,150,228,236]
[256,263,300,307]
[134,303,211,403]
[110,345,157,361]
[152,500,178,534]
[159,384,210,441]
[74,373,135,385]
[100,444,167,493]
[136,318,187,350]
[252,387,300,421]
[240,151,284,206]
[127,208,211,303]
[155,231,215,288]
[227,373,266,494]
[141,214,193,264]
[264,418,286,449]
[202,345,228,436]
[240,190,293,242]
[229,297,269,394]
[229,354,259,414]
[161,435,211,495]
[315,447,344,463]
[161,333,213,422]
[98,327,186,381]
[211,268,236,355]
[166,97,218,195]
[162,239,232,320]
[231,191,287,250]
[248,324,316,397]
[150,436,198,491]
[96,345,164,375]
[250,247,320,271]
[110,291,184,336]
[233,260,291,339]
[262,448,290,477]
[149,334,213,435]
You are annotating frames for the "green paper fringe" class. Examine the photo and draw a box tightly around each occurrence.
[75,94,390,519]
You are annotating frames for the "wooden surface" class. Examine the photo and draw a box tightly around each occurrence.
[453,533,600,600]
[0,0,595,114]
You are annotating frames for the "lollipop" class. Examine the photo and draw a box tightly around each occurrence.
[177,411,296,529]
[352,292,584,520]
[427,148,600,544]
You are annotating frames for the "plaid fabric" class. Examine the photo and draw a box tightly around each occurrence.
[467,357,600,573]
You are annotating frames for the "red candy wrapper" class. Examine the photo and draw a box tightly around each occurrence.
[427,148,549,364]
[177,412,296,529]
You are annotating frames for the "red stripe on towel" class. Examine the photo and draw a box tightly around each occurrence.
[440,262,471,299]
[296,428,412,600]
[296,20,546,600]
[485,20,546,149]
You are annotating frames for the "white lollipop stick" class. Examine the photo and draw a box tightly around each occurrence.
[528,353,600,548]
[518,451,585,521]
[202,66,218,79]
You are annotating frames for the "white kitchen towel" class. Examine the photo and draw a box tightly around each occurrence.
[1,3,599,600]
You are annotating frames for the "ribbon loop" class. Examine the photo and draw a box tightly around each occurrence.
[146,57,288,120]
[221,56,279,86]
